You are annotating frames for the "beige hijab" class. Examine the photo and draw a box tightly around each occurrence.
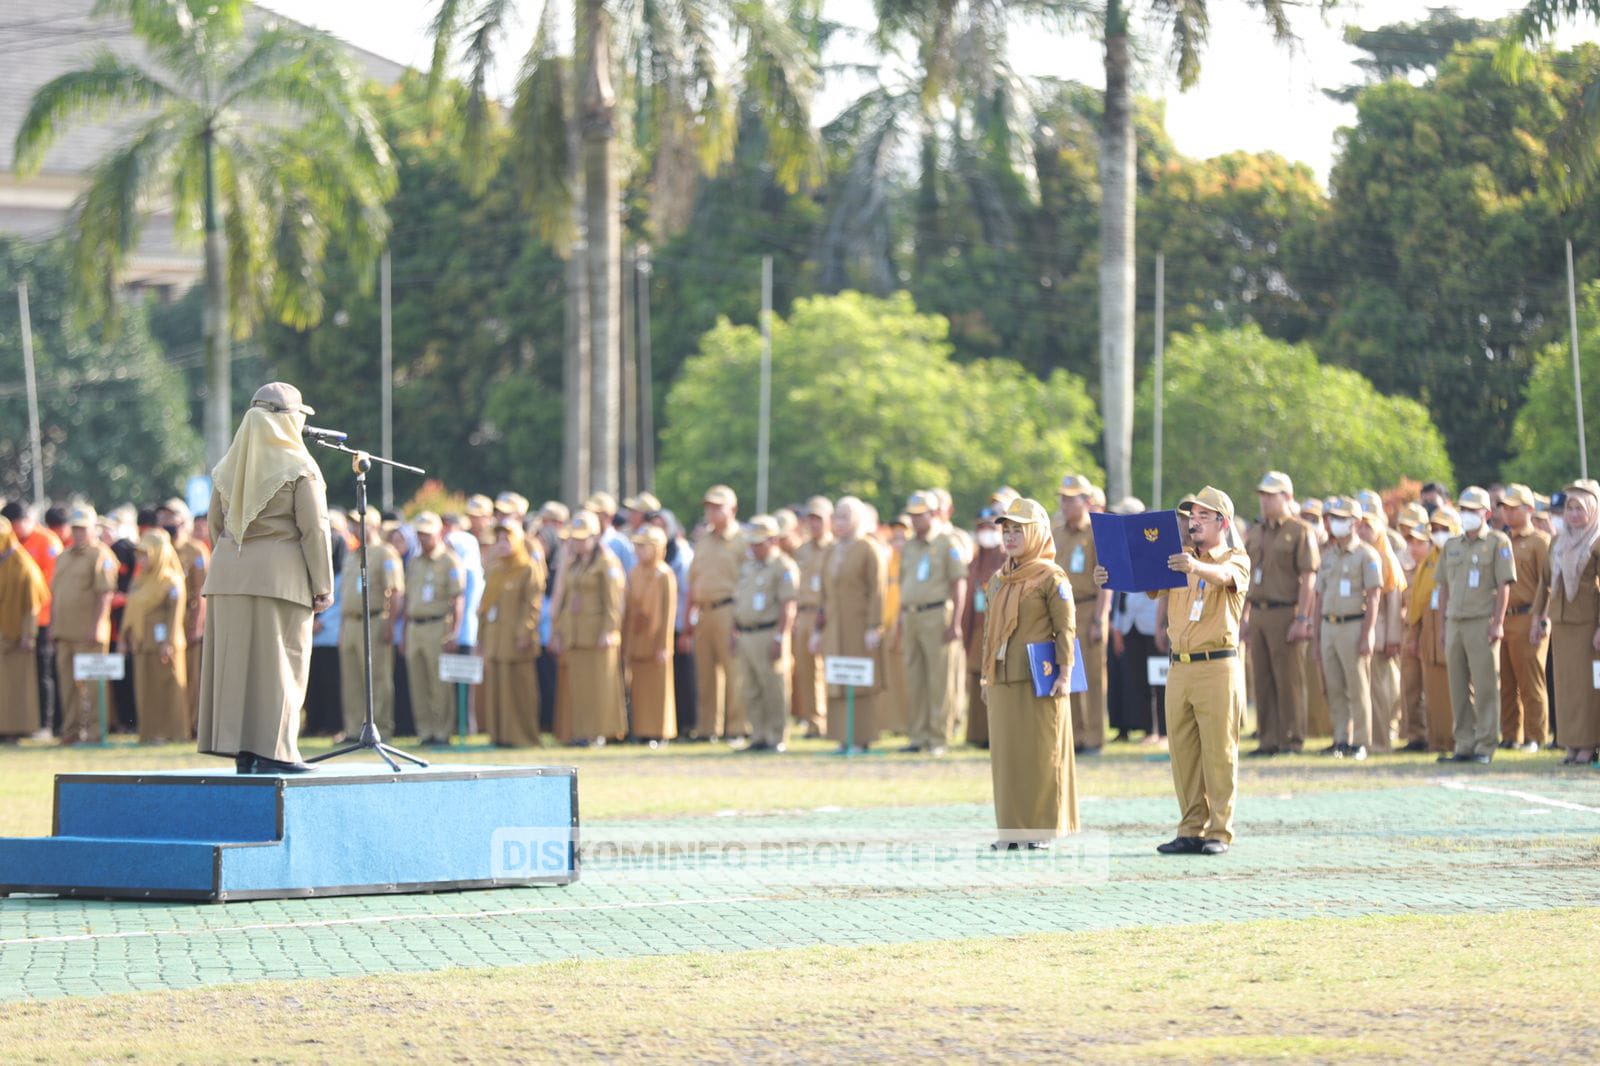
[1553,486,1600,602]
[981,501,1065,682]
[211,405,320,549]
[124,529,186,643]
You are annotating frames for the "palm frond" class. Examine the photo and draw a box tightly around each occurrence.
[459,0,520,179]
[91,0,201,69]
[734,0,822,192]
[508,5,576,247]
[426,0,473,101]
[13,50,174,176]
[815,86,911,292]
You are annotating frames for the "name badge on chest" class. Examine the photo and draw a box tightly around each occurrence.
[916,554,930,583]
[1069,545,1086,574]
[487,606,498,623]
[1339,578,1352,598]
[422,584,436,603]
[1468,570,1480,590]
[975,589,987,613]
[753,592,768,612]
[1253,568,1263,586]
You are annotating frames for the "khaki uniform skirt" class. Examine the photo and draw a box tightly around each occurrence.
[987,680,1078,840]
[483,657,541,747]
[0,639,38,736]
[197,595,312,762]
[136,646,188,743]
[628,657,676,740]
[1551,622,1600,748]
[567,647,626,741]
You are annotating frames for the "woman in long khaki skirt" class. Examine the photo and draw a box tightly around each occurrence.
[122,529,188,743]
[0,516,47,740]
[197,382,335,773]
[552,511,626,746]
[816,497,886,750]
[477,520,546,747]
[1539,481,1600,765]
[979,497,1078,848]
[623,526,677,744]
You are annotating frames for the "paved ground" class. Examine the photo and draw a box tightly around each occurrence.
[3,769,1598,1002]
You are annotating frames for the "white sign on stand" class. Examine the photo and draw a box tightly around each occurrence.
[439,654,484,685]
[1147,656,1170,688]
[74,653,125,682]
[825,656,875,688]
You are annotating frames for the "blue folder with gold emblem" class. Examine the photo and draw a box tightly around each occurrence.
[1089,510,1187,593]
[1026,639,1089,698]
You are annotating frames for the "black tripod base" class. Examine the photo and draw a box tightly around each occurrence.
[310,731,430,771]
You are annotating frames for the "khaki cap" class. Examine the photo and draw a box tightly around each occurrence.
[1401,520,1430,540]
[1257,471,1294,496]
[465,494,494,517]
[1397,502,1429,527]
[584,491,618,515]
[67,504,96,528]
[997,497,1049,526]
[158,497,191,521]
[905,490,936,515]
[1430,506,1461,533]
[623,491,662,514]
[1299,497,1325,519]
[538,500,570,524]
[802,495,834,518]
[1534,492,1551,513]
[632,525,667,548]
[1059,474,1094,497]
[1189,486,1236,524]
[412,511,443,534]
[249,381,314,416]
[567,511,600,540]
[1176,494,1199,515]
[1562,478,1600,502]
[1110,496,1146,515]
[703,485,737,508]
[1501,483,1536,508]
[1457,486,1492,511]
[1324,495,1359,519]
[745,514,781,542]
[989,486,1019,507]
[774,509,799,537]
[889,514,911,530]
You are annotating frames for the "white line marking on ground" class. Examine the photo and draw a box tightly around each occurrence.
[0,895,771,947]
[1435,777,1600,814]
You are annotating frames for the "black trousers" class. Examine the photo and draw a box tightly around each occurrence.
[537,649,558,734]
[1119,629,1167,736]
[35,626,56,733]
[304,646,343,736]
[393,650,416,738]
[673,636,697,737]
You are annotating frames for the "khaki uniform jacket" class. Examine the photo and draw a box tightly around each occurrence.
[1507,527,1551,611]
[1536,542,1600,625]
[736,554,799,627]
[794,537,832,609]
[1246,516,1319,606]
[820,538,884,695]
[1052,517,1100,603]
[478,556,547,660]
[555,550,625,649]
[983,572,1077,686]
[622,563,676,662]
[203,479,334,607]
[175,539,210,638]
[406,549,464,623]
[340,542,404,623]
[899,532,966,609]
[49,542,119,644]
[1438,530,1515,619]
[1160,544,1251,655]
[127,579,186,653]
[689,527,742,605]
[1317,540,1383,619]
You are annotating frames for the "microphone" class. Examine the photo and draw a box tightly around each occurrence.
[302,425,349,444]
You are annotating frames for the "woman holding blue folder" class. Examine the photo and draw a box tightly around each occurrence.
[979,497,1078,848]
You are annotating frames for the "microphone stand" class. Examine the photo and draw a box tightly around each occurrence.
[308,441,429,772]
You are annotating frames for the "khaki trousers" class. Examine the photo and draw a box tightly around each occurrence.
[694,603,744,738]
[965,668,988,745]
[1248,604,1306,752]
[1306,659,1332,738]
[1446,616,1500,757]
[339,623,395,737]
[1319,621,1371,748]
[1070,606,1106,749]
[1422,660,1455,753]
[792,607,826,734]
[1400,649,1426,745]
[736,630,790,747]
[902,603,957,749]
[1166,658,1242,844]
[1368,651,1401,751]
[405,621,452,740]
[186,638,202,734]
[56,640,108,742]
[1499,612,1549,746]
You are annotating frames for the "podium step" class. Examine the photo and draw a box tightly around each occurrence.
[0,764,579,902]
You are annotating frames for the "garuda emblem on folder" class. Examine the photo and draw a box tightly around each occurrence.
[1143,527,1161,542]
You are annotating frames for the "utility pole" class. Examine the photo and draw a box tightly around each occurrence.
[621,244,638,498]
[380,249,394,509]
[1152,253,1165,509]
[17,282,44,508]
[756,255,773,515]
[637,247,655,493]
[1568,239,1588,480]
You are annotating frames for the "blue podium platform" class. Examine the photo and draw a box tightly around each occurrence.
[0,764,579,902]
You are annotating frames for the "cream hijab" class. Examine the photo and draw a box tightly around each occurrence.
[211,405,320,549]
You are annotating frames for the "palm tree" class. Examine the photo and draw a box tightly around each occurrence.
[1507,1,1600,198]
[429,0,820,499]
[14,0,396,467]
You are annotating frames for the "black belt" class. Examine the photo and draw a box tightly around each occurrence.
[1170,648,1238,664]
[904,601,947,613]
[736,622,776,633]
[1323,613,1364,624]
[702,598,734,610]
[1252,600,1296,609]
[796,604,820,612]
[1508,604,1534,616]
[410,616,446,625]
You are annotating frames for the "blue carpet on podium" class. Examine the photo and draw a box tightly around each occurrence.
[0,764,578,902]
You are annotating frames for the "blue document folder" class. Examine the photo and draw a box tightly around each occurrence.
[1027,639,1088,698]
[1089,510,1187,593]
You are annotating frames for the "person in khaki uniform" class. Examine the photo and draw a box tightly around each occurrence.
[1296,497,1334,739]
[197,383,335,773]
[622,526,676,745]
[963,509,1006,747]
[1314,497,1383,760]
[879,515,911,735]
[686,485,744,740]
[897,491,968,755]
[51,505,120,744]
[0,516,48,739]
[1496,484,1550,751]
[1534,481,1600,765]
[551,511,627,745]
[400,512,465,745]
[1053,475,1112,754]
[465,495,496,550]
[980,497,1077,848]
[338,509,404,738]
[157,498,209,734]
[1104,486,1248,855]
[791,496,833,738]
[813,496,886,751]
[1437,486,1515,763]
[1243,471,1319,756]
[477,518,546,747]
[732,516,799,751]
[1357,505,1408,751]
[1408,507,1460,752]
[120,529,187,743]
[1394,503,1431,751]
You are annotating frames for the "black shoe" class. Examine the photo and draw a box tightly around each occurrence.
[1078,745,1102,757]
[1113,731,1132,744]
[1320,743,1342,756]
[742,740,773,752]
[1401,740,1429,753]
[1436,753,1458,763]
[1468,753,1491,764]
[990,840,1020,851]
[1246,748,1278,758]
[897,744,922,754]
[1199,839,1230,855]
[1156,836,1205,855]
[250,753,315,774]
[1025,840,1052,851]
[235,753,257,774]
[1498,740,1516,750]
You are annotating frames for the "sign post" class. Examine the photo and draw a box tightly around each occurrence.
[74,653,125,747]
[824,656,875,756]
[439,653,485,749]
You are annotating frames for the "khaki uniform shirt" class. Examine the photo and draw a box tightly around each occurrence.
[1540,543,1600,625]
[1506,527,1551,611]
[405,548,464,623]
[794,536,832,610]
[1160,544,1251,655]
[554,550,625,649]
[1317,539,1382,619]
[735,553,798,628]
[203,478,335,607]
[175,538,210,638]
[341,542,405,621]
[50,541,119,644]
[899,532,967,609]
[1246,516,1319,607]
[983,571,1077,685]
[1052,516,1100,604]
[689,526,742,605]
[1438,530,1515,619]
[478,556,547,659]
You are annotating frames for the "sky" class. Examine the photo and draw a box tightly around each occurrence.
[258,0,1597,185]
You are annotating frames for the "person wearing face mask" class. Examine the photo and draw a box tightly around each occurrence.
[1356,504,1407,753]
[1496,484,1551,754]
[1313,498,1383,760]
[962,509,1006,747]
[1243,471,1319,757]
[1532,480,1600,765]
[898,491,969,756]
[732,516,798,752]
[791,497,834,739]
[1053,475,1112,756]
[401,512,466,746]
[1436,486,1516,764]
[1395,506,1433,752]
[1407,507,1461,752]
[197,383,335,773]
[812,496,886,752]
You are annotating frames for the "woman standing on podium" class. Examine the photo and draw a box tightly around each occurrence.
[978,497,1078,848]
[197,382,335,774]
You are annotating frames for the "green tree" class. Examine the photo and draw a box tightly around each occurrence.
[1326,6,1513,102]
[0,238,203,504]
[1504,282,1600,489]
[13,0,395,467]
[1130,325,1453,512]
[657,291,1100,520]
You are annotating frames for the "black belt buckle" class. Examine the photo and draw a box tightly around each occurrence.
[1170,648,1237,664]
